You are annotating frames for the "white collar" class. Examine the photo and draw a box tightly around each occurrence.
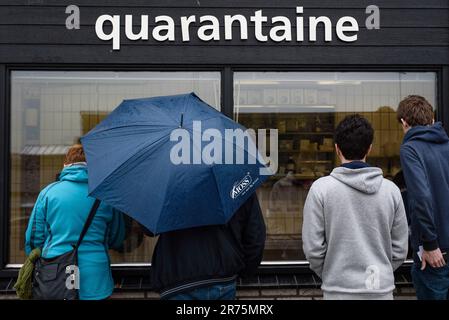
[63,162,87,168]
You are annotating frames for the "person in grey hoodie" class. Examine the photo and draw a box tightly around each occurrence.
[302,115,409,300]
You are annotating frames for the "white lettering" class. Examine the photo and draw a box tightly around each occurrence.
[93,7,373,51]
[202,128,222,164]
[198,15,220,41]
[250,10,268,42]
[65,265,80,290]
[168,121,275,175]
[309,16,332,42]
[296,6,304,42]
[336,16,359,42]
[270,16,292,42]
[180,15,196,42]
[366,5,381,30]
[170,129,191,164]
[65,5,80,30]
[153,15,175,41]
[224,14,248,41]
[125,14,149,40]
[95,15,120,50]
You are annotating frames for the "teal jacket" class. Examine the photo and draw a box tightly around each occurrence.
[25,164,125,300]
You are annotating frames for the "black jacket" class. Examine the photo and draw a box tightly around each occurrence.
[148,194,266,298]
[400,122,449,259]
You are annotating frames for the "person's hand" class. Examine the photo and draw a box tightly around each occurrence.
[421,248,446,270]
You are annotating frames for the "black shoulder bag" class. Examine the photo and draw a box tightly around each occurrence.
[32,199,101,300]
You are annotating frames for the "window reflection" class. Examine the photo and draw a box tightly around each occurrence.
[234,72,437,261]
[9,71,437,265]
[9,71,221,264]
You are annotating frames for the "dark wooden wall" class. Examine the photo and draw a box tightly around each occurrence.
[0,0,448,65]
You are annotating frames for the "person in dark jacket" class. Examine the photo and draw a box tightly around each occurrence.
[392,170,410,225]
[146,193,266,300]
[397,95,449,300]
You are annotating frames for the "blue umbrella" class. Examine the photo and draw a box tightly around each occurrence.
[81,93,271,234]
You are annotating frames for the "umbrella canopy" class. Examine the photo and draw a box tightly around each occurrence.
[81,93,271,234]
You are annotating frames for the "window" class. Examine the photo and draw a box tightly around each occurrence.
[234,72,437,262]
[9,71,221,264]
[8,70,438,267]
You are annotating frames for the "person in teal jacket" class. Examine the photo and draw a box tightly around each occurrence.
[25,144,126,300]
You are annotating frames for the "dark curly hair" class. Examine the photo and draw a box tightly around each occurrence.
[334,114,374,160]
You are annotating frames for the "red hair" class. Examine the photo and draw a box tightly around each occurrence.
[64,144,86,165]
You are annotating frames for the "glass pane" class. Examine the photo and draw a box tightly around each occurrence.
[9,71,221,264]
[234,72,437,262]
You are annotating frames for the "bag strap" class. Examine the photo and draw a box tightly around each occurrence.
[75,199,101,250]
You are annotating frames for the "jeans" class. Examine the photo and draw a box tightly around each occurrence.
[411,263,449,300]
[167,281,237,300]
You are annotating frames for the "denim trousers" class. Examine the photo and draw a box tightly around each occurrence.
[167,281,237,300]
[411,263,449,300]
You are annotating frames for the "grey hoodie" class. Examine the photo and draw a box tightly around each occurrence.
[302,166,408,295]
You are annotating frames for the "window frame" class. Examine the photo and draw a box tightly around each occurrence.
[0,64,447,277]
